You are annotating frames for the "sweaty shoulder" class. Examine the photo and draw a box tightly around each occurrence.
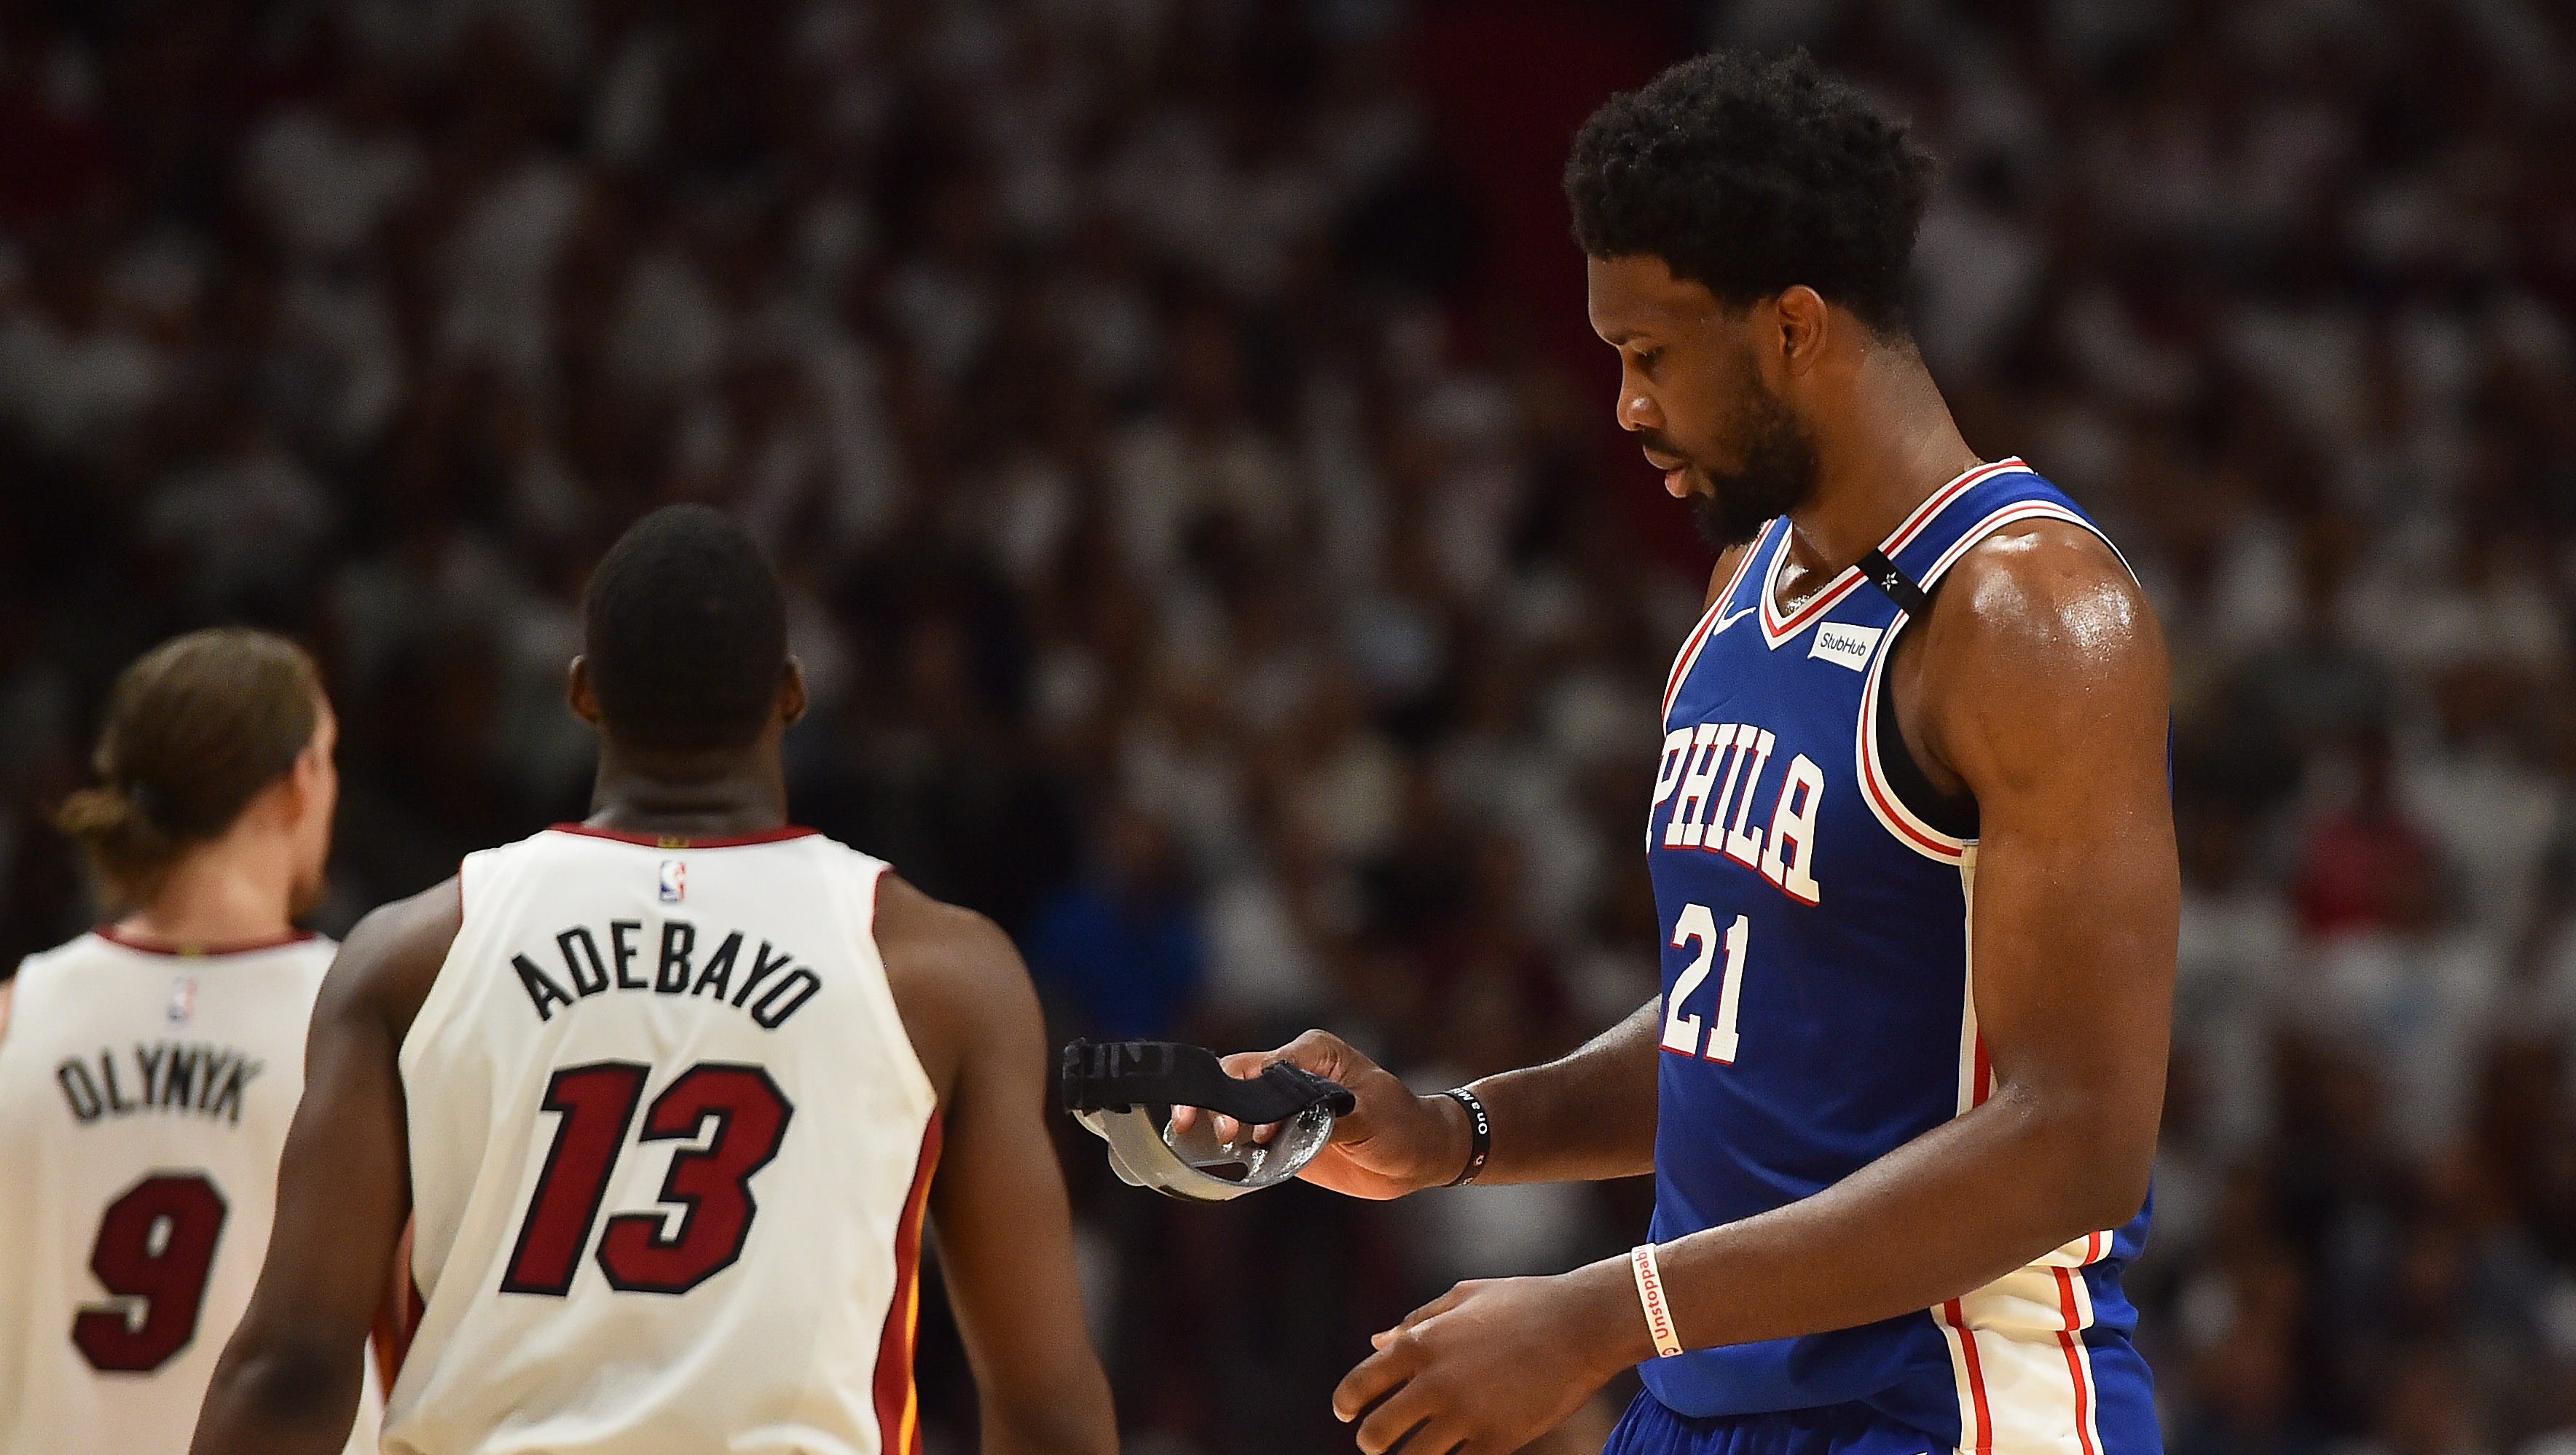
[1930,518,2155,670]
[872,873,1039,1106]
[1915,517,2167,785]
[323,878,464,1047]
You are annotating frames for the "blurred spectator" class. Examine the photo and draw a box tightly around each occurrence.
[2293,731,2442,942]
[1029,808,1206,1040]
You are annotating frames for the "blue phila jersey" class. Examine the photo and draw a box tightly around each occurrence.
[1641,459,2158,1453]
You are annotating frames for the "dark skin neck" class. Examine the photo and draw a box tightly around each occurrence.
[570,655,805,839]
[584,729,793,839]
[1773,345,1979,602]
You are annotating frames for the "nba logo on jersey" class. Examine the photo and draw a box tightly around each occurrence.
[658,859,686,903]
[166,976,197,1022]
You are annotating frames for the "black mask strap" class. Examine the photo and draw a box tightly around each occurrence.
[1061,1040,1355,1124]
[1858,549,1931,616]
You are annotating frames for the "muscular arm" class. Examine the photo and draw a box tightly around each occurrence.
[877,876,1116,1455]
[1465,1001,1658,1183]
[192,882,459,1455]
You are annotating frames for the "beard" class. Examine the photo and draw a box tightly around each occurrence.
[1681,380,1821,549]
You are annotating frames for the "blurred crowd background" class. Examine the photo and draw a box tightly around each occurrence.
[0,0,2573,1451]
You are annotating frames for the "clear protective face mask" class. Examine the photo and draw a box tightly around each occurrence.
[1061,1040,1356,1202]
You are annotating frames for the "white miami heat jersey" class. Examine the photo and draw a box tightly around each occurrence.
[0,929,382,1455]
[385,825,940,1455]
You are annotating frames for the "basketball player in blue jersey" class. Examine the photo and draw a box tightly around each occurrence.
[1187,50,2178,1455]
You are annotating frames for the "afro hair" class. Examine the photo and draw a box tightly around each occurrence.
[1566,50,1938,335]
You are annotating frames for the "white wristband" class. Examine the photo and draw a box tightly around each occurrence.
[1630,1242,1684,1359]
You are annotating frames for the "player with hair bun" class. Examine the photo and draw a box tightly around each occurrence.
[0,627,381,1454]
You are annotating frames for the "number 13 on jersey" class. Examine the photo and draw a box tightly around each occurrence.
[1662,905,1750,1064]
[503,1060,794,1297]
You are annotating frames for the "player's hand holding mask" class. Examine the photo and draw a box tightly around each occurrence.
[1162,1030,1485,1201]
[1060,1040,1354,1201]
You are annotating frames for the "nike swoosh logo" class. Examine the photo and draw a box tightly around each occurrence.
[1711,605,1755,635]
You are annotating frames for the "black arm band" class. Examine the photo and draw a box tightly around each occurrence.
[1440,1086,1491,1187]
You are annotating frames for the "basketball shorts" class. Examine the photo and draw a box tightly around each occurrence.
[1602,1379,2162,1455]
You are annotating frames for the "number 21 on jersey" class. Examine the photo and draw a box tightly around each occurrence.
[1662,904,1750,1064]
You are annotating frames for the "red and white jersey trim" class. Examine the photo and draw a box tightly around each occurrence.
[1662,521,1775,727]
[1755,459,2029,650]
[1918,503,2139,588]
[89,925,321,955]
[1944,848,2116,1455]
[1853,498,2132,867]
[1858,644,1971,865]
[546,822,822,849]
